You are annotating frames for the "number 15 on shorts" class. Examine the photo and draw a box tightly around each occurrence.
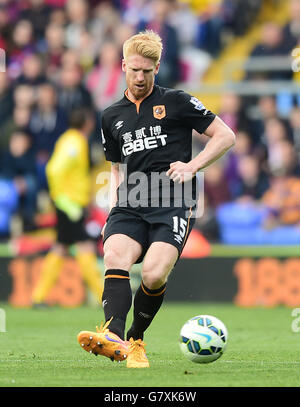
[172,216,187,244]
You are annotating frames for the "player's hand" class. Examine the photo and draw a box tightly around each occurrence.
[55,195,83,222]
[166,161,196,183]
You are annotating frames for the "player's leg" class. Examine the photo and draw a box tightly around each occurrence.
[102,233,143,339]
[76,240,104,304]
[100,208,147,339]
[126,241,178,368]
[77,207,149,362]
[126,205,195,364]
[77,233,142,362]
[32,243,67,305]
[127,241,178,341]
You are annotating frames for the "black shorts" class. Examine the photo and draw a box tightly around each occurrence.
[56,207,90,245]
[103,205,196,263]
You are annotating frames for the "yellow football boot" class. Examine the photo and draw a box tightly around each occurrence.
[126,338,150,368]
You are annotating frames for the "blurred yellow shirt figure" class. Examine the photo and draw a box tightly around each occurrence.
[46,128,91,208]
[33,115,104,307]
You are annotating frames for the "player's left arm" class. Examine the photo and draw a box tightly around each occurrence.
[167,116,235,183]
[190,116,236,171]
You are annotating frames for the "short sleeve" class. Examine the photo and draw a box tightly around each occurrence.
[101,115,121,163]
[176,91,216,134]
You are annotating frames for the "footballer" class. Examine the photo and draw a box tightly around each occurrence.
[77,30,235,368]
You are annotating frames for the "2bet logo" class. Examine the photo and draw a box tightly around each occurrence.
[122,135,167,157]
[121,126,168,157]
[234,258,300,307]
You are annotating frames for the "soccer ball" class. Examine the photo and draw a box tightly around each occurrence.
[179,315,228,364]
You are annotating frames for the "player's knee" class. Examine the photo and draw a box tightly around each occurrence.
[104,248,123,269]
[103,247,132,271]
[142,272,167,290]
[142,263,170,289]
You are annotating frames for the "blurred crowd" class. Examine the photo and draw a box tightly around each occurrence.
[1,0,300,245]
[0,0,263,237]
[195,0,300,243]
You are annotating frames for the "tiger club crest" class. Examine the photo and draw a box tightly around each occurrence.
[153,105,166,120]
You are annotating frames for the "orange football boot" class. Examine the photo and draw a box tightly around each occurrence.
[126,338,150,368]
[77,318,129,362]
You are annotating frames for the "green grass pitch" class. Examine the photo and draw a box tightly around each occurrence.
[0,302,299,387]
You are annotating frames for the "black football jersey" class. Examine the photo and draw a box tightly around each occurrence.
[101,85,216,207]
